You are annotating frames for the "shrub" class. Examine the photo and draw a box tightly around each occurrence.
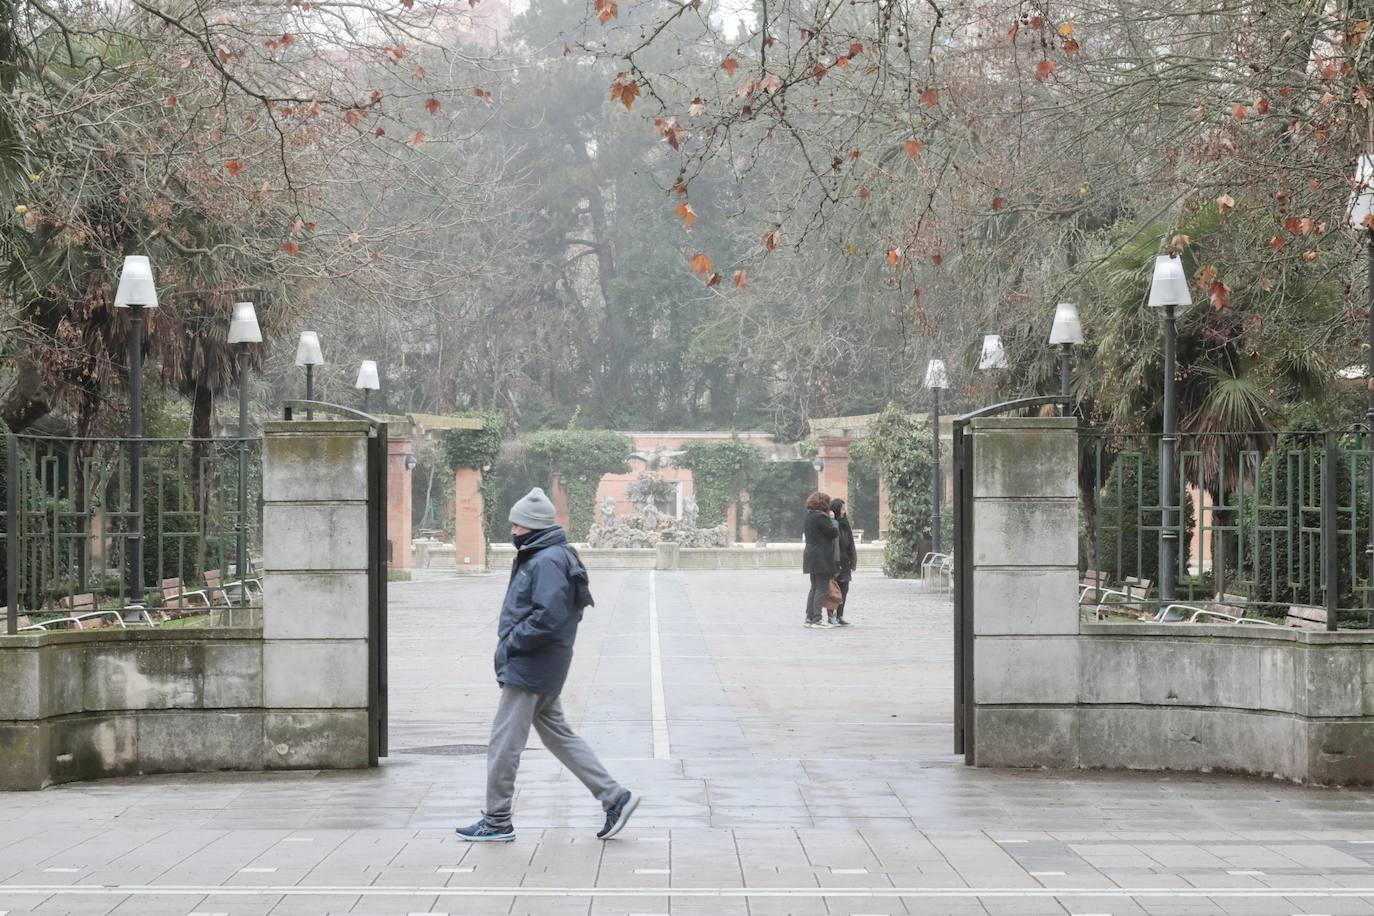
[678,440,762,531]
[866,405,935,578]
[524,430,631,541]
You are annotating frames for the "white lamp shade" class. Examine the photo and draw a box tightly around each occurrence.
[295,331,324,366]
[1147,254,1193,307]
[113,255,159,308]
[1351,154,1374,228]
[355,360,380,390]
[924,359,949,389]
[1049,302,1084,345]
[978,334,1008,370]
[227,302,263,344]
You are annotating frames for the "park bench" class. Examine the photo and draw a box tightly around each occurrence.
[158,577,211,619]
[1285,605,1329,630]
[920,552,953,591]
[1090,576,1153,619]
[56,593,127,629]
[1,609,55,633]
[203,569,262,606]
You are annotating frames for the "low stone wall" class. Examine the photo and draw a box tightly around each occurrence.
[975,623,1374,785]
[0,628,265,790]
[484,543,883,572]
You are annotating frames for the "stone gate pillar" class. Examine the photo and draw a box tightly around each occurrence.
[387,436,413,576]
[453,467,486,571]
[261,420,372,768]
[817,437,852,505]
[969,416,1079,768]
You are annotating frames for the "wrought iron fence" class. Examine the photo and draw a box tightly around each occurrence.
[1080,429,1374,627]
[2,433,262,634]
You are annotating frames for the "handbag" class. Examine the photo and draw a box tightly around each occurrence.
[822,576,844,611]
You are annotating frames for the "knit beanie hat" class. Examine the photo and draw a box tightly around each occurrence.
[509,487,558,530]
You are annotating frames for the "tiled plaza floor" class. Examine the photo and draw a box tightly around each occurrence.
[4,569,1374,915]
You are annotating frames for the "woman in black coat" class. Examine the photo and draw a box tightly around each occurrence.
[829,497,856,626]
[802,491,839,628]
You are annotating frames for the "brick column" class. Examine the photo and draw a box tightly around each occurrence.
[549,473,571,531]
[817,436,852,504]
[453,467,486,570]
[261,420,372,769]
[387,436,413,575]
[969,417,1079,768]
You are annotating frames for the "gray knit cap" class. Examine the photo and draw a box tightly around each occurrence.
[509,486,558,530]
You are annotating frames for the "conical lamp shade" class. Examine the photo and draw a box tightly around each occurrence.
[113,255,159,308]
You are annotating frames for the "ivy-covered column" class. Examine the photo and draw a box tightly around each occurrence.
[442,413,504,572]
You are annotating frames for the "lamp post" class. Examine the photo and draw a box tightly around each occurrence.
[1147,253,1192,606]
[355,360,380,412]
[1048,302,1085,406]
[925,358,950,555]
[295,331,324,419]
[113,255,159,609]
[228,302,262,604]
[1348,154,1374,625]
[977,333,1007,404]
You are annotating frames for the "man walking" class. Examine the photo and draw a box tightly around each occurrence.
[456,487,641,842]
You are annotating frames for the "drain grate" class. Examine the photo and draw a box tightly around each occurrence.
[397,744,488,757]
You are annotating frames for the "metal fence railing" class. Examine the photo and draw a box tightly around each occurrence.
[1080,429,1374,628]
[2,433,262,634]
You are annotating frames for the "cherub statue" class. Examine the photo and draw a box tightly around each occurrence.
[600,496,617,528]
[681,494,699,529]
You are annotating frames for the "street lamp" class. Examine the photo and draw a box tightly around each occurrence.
[1348,154,1374,625]
[1147,253,1192,606]
[978,333,1007,405]
[294,331,324,420]
[228,302,261,605]
[355,360,381,411]
[925,358,950,555]
[1048,302,1084,404]
[113,255,159,610]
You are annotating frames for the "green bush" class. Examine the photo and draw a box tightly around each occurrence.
[866,405,934,578]
[678,440,761,531]
[746,461,815,540]
[524,429,631,541]
[1095,448,1194,587]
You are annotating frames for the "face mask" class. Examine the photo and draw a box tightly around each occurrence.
[513,529,539,549]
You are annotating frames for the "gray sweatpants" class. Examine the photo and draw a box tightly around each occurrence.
[484,684,625,827]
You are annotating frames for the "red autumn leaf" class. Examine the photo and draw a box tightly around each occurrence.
[733,270,747,291]
[919,88,939,107]
[835,56,849,67]
[690,252,713,278]
[280,32,295,48]
[224,160,244,176]
[1283,216,1303,235]
[654,117,685,150]
[672,180,688,197]
[858,185,871,201]
[1256,96,1269,114]
[676,201,696,229]
[594,0,617,22]
[1216,193,1235,212]
[991,196,1005,211]
[1170,233,1191,250]
[849,42,864,56]
[413,64,427,80]
[610,75,640,111]
[931,253,944,266]
[721,57,740,77]
[689,97,706,116]
[1268,234,1285,250]
[165,95,177,107]
[1063,38,1080,54]
[848,149,861,160]
[1232,103,1247,120]
[812,62,827,82]
[904,138,924,159]
[1279,86,1293,98]
[473,87,493,105]
[1029,15,1043,29]
[374,127,386,137]
[706,272,722,288]
[762,228,780,251]
[1209,279,1231,309]
[407,130,426,146]
[344,107,363,126]
[1035,59,1055,80]
[281,241,300,256]
[886,248,900,267]
[1301,250,1318,262]
[425,98,440,114]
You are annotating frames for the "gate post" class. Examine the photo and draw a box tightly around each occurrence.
[969,416,1080,768]
[261,420,373,768]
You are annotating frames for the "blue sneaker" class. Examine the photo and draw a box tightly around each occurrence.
[455,818,515,842]
[597,790,641,839]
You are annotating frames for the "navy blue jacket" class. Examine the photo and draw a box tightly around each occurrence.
[494,526,588,696]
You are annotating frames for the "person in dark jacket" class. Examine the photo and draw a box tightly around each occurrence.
[456,487,640,843]
[802,490,839,628]
[829,497,857,626]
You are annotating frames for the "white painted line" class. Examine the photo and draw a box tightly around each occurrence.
[1228,870,1264,876]
[648,570,670,760]
[281,837,315,843]
[634,868,671,875]
[996,839,1029,844]
[831,868,869,874]
[42,868,79,873]
[437,867,475,873]
[1350,840,1374,844]
[238,867,277,873]
[187,912,229,915]
[1031,872,1066,877]
[13,884,1374,899]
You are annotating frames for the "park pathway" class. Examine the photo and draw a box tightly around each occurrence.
[3,569,1374,915]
